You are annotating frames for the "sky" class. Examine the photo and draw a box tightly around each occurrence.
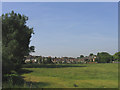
[2,2,118,57]
[1,0,120,2]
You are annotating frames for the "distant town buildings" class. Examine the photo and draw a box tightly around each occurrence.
[24,55,97,64]
[24,55,37,63]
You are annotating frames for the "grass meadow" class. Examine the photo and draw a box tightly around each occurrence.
[17,63,118,88]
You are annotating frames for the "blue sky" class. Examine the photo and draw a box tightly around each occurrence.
[2,2,118,57]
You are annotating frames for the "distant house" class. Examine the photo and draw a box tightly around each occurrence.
[24,55,37,63]
[52,57,85,64]
[77,55,97,63]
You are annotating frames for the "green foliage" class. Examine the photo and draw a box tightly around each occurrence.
[80,55,84,58]
[29,46,35,53]
[77,57,80,59]
[2,11,34,75]
[89,53,93,56]
[47,57,53,64]
[113,52,120,61]
[97,52,112,63]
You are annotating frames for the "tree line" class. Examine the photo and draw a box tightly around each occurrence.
[78,52,120,63]
[34,52,120,64]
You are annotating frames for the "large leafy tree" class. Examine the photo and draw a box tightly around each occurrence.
[2,11,34,74]
[89,53,93,56]
[80,55,84,58]
[113,52,120,61]
[97,52,112,63]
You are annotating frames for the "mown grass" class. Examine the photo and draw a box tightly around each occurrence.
[20,63,118,88]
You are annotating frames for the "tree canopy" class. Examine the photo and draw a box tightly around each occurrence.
[113,52,120,61]
[2,11,34,74]
[89,53,93,56]
[80,55,84,58]
[97,52,112,63]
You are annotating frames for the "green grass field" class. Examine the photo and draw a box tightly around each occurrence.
[20,63,118,88]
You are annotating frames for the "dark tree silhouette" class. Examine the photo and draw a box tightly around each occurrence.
[2,11,34,75]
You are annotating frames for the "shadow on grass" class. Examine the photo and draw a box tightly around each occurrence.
[17,68,33,75]
[23,64,87,68]
[3,70,50,88]
[3,64,87,88]
[2,75,50,88]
